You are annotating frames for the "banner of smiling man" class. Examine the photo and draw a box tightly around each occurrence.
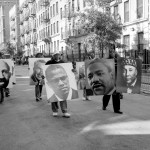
[116,57,142,94]
[42,63,79,103]
[29,58,50,85]
[85,58,115,96]
[0,59,16,88]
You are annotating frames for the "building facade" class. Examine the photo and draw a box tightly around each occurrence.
[110,0,150,64]
[0,0,18,53]
[9,4,20,55]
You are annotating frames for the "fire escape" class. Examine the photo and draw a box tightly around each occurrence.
[41,0,51,55]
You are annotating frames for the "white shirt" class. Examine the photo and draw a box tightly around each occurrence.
[55,88,72,101]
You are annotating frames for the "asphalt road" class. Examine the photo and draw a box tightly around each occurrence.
[0,65,150,150]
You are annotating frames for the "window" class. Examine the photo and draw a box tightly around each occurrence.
[50,6,52,17]
[124,1,129,22]
[53,4,55,16]
[114,5,118,20]
[57,40,59,51]
[61,27,63,39]
[54,23,55,34]
[123,35,130,50]
[51,24,53,35]
[57,21,59,33]
[54,41,56,52]
[51,42,53,52]
[60,8,62,19]
[56,2,58,14]
[83,0,86,7]
[137,0,143,18]
[138,32,143,51]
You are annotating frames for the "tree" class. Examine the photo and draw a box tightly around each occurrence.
[2,41,16,56]
[74,0,123,57]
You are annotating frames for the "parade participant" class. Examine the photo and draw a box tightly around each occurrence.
[0,60,11,97]
[0,70,10,103]
[45,53,76,118]
[31,60,45,102]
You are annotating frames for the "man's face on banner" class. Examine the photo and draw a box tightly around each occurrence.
[34,61,45,76]
[87,62,114,95]
[0,60,9,78]
[46,66,70,99]
[123,65,137,84]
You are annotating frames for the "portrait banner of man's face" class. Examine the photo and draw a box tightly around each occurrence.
[29,58,49,85]
[0,59,14,88]
[42,63,79,102]
[116,57,142,94]
[85,58,115,96]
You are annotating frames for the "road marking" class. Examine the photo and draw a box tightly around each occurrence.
[80,120,150,135]
[16,76,29,78]
[21,89,33,92]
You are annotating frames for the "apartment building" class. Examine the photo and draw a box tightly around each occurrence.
[110,0,150,63]
[9,4,20,55]
[19,0,37,56]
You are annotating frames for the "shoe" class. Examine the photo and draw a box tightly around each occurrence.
[114,111,123,114]
[102,107,106,110]
[53,112,58,117]
[36,98,40,102]
[63,113,71,118]
[82,97,86,101]
[40,97,42,100]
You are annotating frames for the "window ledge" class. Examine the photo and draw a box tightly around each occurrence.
[123,18,148,27]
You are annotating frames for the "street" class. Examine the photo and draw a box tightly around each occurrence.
[0,65,150,150]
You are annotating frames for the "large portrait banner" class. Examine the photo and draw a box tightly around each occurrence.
[0,59,15,88]
[116,57,142,94]
[85,58,115,96]
[29,58,50,85]
[42,63,79,102]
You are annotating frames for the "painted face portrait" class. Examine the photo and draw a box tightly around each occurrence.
[33,60,45,76]
[87,59,115,95]
[0,60,10,78]
[46,65,70,99]
[123,65,137,85]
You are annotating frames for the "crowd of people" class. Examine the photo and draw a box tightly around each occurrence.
[1,49,142,118]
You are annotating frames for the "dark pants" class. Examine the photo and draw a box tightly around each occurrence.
[0,88,4,103]
[5,88,10,97]
[35,85,43,100]
[102,91,120,112]
[51,100,67,113]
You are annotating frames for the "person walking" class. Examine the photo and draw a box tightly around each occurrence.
[45,53,71,118]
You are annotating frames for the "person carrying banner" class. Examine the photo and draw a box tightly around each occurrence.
[31,60,45,102]
[86,58,123,114]
[45,53,73,118]
[0,70,10,103]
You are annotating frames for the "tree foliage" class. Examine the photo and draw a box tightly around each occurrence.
[75,0,123,54]
[2,41,16,56]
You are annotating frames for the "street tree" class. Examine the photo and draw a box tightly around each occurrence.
[74,0,123,57]
[2,41,16,57]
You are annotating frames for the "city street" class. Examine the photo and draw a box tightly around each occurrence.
[0,65,150,150]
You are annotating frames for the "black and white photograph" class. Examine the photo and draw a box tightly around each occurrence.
[1,0,150,149]
[43,63,79,102]
[85,58,115,95]
[116,57,142,94]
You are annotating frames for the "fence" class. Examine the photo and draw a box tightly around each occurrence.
[141,64,150,94]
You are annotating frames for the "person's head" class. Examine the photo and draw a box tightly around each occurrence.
[2,69,10,80]
[87,58,115,95]
[33,60,46,75]
[53,53,62,62]
[45,65,70,99]
[121,58,137,85]
[0,60,10,78]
